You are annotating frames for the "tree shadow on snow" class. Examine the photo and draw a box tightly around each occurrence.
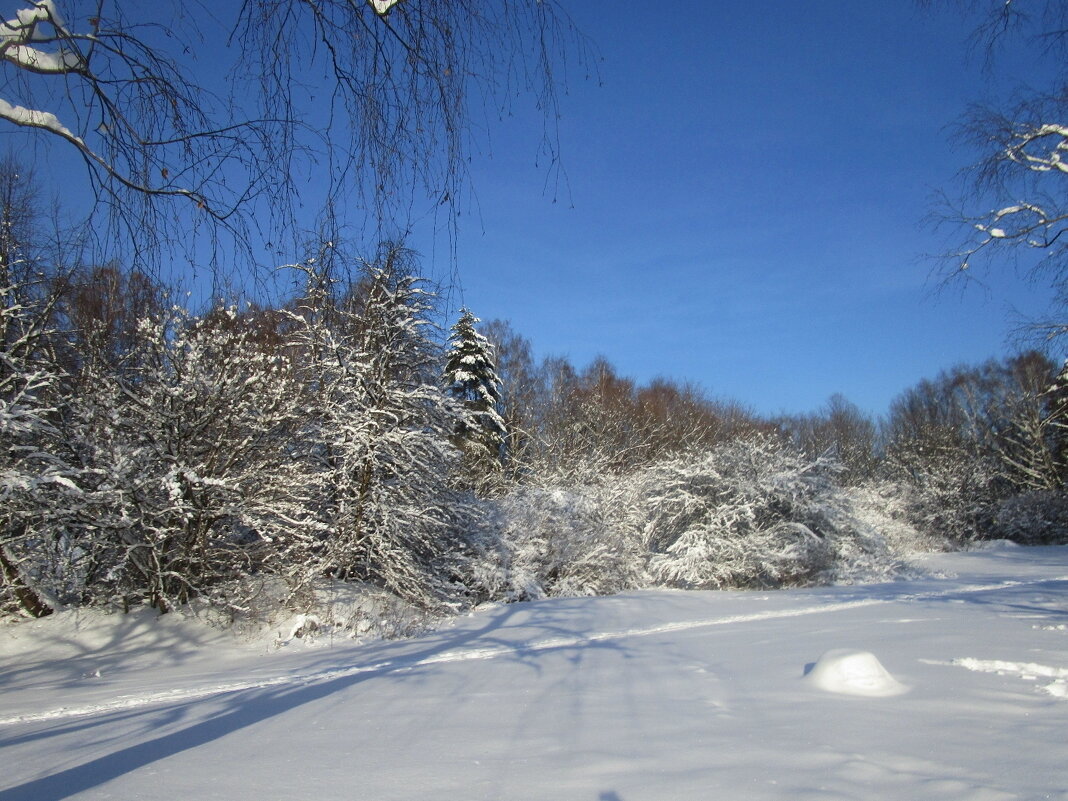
[0,608,228,693]
[0,600,634,801]
[933,578,1068,622]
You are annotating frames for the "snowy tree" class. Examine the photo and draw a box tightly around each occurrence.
[930,1,1068,336]
[285,249,477,609]
[63,302,302,613]
[1046,358,1068,476]
[0,276,72,617]
[986,352,1065,493]
[882,353,1066,542]
[0,163,76,616]
[478,319,544,477]
[444,308,506,480]
[885,366,1002,541]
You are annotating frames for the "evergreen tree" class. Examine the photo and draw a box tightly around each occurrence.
[444,308,506,469]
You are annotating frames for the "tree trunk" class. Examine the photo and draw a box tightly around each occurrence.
[0,540,54,618]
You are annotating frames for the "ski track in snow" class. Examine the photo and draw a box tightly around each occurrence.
[3,574,1066,728]
[949,657,1068,699]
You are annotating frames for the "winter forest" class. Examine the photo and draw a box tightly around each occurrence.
[4,186,1067,626]
[2,0,1068,637]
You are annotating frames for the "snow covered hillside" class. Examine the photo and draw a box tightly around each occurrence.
[1,544,1067,801]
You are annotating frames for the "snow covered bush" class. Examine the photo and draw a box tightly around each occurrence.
[64,303,301,613]
[482,482,644,601]
[841,481,945,558]
[888,443,1004,544]
[476,434,921,603]
[634,435,892,589]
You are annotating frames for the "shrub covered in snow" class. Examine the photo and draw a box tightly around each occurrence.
[481,483,644,601]
[631,436,900,590]
[889,451,1004,544]
[476,434,916,601]
[58,303,302,614]
[843,482,940,553]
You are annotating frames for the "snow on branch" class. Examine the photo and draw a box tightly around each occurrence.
[368,0,401,16]
[0,0,84,74]
[0,96,75,140]
[967,202,1068,266]
[0,0,299,269]
[0,2,87,154]
[1006,122,1068,175]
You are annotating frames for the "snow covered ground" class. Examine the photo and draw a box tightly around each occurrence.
[1,543,1067,801]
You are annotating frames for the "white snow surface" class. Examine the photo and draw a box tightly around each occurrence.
[2,545,1067,800]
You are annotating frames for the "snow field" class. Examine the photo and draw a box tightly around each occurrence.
[1,545,1067,800]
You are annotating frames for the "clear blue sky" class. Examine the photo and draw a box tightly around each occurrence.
[411,0,1059,418]
[10,1,1056,418]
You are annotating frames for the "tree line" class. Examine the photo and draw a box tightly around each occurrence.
[3,161,1066,624]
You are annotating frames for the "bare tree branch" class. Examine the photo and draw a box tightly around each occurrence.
[0,0,588,283]
[926,3,1068,337]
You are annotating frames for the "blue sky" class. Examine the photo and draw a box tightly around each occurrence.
[7,1,1055,418]
[410,0,1059,417]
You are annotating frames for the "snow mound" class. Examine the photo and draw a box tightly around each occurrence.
[805,649,909,697]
